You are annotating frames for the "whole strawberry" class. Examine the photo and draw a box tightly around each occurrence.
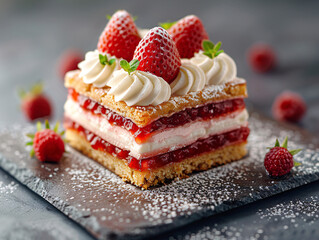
[98,10,141,61]
[166,15,209,58]
[58,49,83,78]
[264,137,301,177]
[27,120,65,162]
[19,83,53,121]
[133,27,181,84]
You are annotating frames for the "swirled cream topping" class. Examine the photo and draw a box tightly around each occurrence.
[170,60,206,96]
[78,50,121,87]
[106,69,171,106]
[191,52,237,85]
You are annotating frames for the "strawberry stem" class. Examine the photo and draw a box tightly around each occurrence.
[30,82,44,96]
[17,82,44,100]
[26,120,66,157]
[45,120,50,129]
[267,137,302,166]
[54,122,60,133]
[26,133,35,139]
[18,88,27,99]
[36,122,42,131]
[159,21,177,30]
[289,149,302,156]
[30,149,35,157]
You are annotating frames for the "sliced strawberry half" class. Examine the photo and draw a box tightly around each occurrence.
[97,10,141,61]
[133,27,181,84]
[167,15,209,58]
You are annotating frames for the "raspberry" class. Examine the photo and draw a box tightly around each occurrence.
[248,44,276,73]
[27,121,65,163]
[58,49,83,77]
[19,83,52,121]
[272,91,306,123]
[264,137,301,177]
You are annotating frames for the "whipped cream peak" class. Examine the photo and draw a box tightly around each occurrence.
[170,60,206,96]
[106,69,171,106]
[191,51,237,85]
[78,50,121,87]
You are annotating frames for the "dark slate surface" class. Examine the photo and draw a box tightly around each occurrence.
[0,113,318,240]
[0,0,319,239]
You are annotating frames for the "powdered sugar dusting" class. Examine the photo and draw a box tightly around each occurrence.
[0,112,318,239]
[258,196,319,226]
[0,181,17,194]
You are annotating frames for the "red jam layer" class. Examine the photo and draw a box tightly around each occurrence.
[64,118,250,171]
[68,88,246,144]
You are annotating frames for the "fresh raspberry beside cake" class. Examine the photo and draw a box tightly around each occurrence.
[63,10,250,189]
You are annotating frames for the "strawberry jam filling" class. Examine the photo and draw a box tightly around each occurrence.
[64,118,250,171]
[68,88,246,144]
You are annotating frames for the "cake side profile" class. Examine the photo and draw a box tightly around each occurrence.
[63,11,250,189]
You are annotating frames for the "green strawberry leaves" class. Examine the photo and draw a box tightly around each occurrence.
[159,21,177,30]
[26,120,65,157]
[267,136,302,166]
[202,40,224,59]
[99,54,116,66]
[120,59,139,75]
[18,82,43,99]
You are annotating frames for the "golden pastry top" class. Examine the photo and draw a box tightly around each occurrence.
[65,70,248,127]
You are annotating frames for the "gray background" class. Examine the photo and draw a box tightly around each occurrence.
[0,0,318,239]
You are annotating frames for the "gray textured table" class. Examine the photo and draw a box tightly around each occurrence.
[0,0,318,239]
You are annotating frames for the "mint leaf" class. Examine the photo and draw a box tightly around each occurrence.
[106,15,112,20]
[120,59,140,75]
[203,52,212,58]
[99,54,107,65]
[275,139,280,147]
[129,59,139,72]
[159,21,176,30]
[120,60,130,72]
[99,54,115,66]
[294,161,302,167]
[109,59,116,65]
[214,41,222,51]
[203,40,214,52]
[202,40,224,59]
[215,50,224,57]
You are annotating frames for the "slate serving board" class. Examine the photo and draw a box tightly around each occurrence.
[0,112,318,240]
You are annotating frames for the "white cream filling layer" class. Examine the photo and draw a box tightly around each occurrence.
[64,98,248,159]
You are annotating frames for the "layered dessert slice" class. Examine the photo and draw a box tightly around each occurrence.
[63,11,250,188]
